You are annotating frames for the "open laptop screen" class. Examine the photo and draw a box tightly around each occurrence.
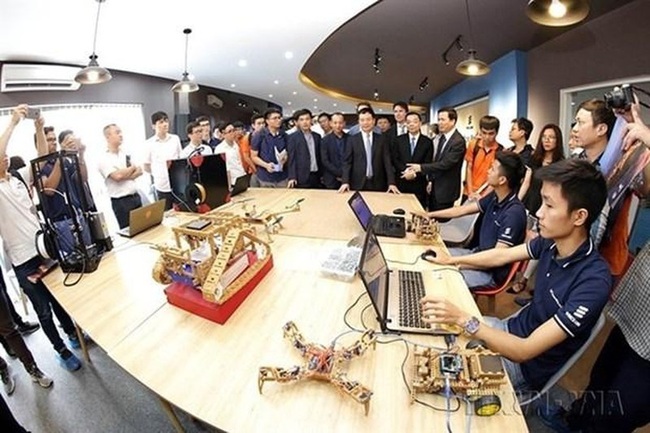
[358,228,389,321]
[347,191,374,231]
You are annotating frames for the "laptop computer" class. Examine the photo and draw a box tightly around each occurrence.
[116,199,166,238]
[358,227,460,335]
[231,174,251,197]
[347,191,406,238]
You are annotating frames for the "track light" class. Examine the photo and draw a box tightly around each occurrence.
[442,35,463,66]
[373,89,380,100]
[171,28,199,93]
[373,48,382,74]
[237,99,248,108]
[419,77,429,91]
[526,0,589,27]
[75,0,112,85]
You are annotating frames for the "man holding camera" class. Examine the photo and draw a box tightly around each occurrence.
[0,105,82,372]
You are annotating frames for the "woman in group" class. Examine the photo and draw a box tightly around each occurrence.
[508,124,565,297]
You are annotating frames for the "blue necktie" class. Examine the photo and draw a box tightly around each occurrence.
[410,136,416,156]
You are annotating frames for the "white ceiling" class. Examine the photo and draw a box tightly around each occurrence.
[0,0,377,114]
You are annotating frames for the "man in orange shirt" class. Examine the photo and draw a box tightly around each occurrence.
[464,115,503,201]
[233,120,256,175]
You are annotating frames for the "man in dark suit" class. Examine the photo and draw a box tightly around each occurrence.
[320,112,347,189]
[391,112,433,207]
[287,108,322,188]
[404,106,466,211]
[339,108,399,193]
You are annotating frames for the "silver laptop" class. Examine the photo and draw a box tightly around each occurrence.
[358,227,460,335]
[117,199,166,238]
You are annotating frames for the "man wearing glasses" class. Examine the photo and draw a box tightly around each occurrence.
[250,108,288,188]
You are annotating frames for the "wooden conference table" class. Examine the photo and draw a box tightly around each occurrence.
[43,188,528,433]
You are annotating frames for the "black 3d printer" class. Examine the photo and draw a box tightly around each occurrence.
[31,150,112,274]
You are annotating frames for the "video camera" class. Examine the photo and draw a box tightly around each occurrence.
[604,84,650,110]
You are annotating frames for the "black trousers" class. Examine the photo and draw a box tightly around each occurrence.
[155,190,174,211]
[567,325,650,433]
[0,272,36,371]
[111,193,143,229]
[0,394,29,433]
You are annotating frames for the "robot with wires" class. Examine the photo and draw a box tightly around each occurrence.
[31,130,112,275]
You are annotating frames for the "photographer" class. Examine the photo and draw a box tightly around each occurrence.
[0,105,82,372]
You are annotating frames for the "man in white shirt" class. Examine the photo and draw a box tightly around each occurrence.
[143,111,182,210]
[180,121,212,158]
[0,105,82,373]
[214,123,246,188]
[98,124,143,229]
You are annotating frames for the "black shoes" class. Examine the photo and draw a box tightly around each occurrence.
[17,321,40,336]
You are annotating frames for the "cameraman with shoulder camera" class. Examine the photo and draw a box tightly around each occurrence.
[540,89,650,433]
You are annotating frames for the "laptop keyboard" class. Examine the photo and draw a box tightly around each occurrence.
[398,270,427,328]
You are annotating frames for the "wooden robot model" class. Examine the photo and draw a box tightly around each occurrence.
[152,211,271,304]
[411,341,507,416]
[242,198,304,240]
[411,214,440,244]
[259,321,377,415]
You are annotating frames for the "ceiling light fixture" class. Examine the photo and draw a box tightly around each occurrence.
[373,89,380,100]
[373,48,382,74]
[171,28,199,93]
[75,0,112,85]
[419,76,429,91]
[526,0,589,26]
[456,0,490,77]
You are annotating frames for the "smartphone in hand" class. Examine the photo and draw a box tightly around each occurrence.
[25,107,41,120]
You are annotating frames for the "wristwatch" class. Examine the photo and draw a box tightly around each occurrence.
[463,316,480,335]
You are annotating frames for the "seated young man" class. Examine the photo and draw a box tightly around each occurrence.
[417,151,527,290]
[420,159,611,394]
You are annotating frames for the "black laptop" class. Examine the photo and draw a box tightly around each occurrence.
[231,174,251,197]
[347,191,406,238]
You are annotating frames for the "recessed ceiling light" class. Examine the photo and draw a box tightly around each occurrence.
[230,84,236,88]
[332,103,337,107]
[292,91,297,95]
[378,108,383,112]
[287,102,292,105]
[285,51,294,60]
[238,59,248,67]
[313,98,318,102]
[268,94,273,98]
[273,80,279,85]
[314,106,318,110]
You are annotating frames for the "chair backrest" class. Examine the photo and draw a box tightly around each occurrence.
[473,260,524,296]
[518,312,607,406]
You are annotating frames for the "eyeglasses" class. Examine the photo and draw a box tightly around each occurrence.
[541,135,557,141]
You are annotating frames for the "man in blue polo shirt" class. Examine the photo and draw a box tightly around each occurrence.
[418,151,527,290]
[250,108,288,188]
[420,159,611,394]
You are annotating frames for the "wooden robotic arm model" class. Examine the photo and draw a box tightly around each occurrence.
[242,198,304,238]
[258,321,377,415]
[152,211,272,304]
[411,214,441,244]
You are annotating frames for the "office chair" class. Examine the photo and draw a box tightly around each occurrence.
[472,260,526,315]
[518,312,607,407]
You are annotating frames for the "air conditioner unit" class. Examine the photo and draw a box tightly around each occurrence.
[207,93,224,109]
[1,63,82,92]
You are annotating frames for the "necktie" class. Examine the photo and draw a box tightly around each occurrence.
[436,134,447,161]
[410,136,416,156]
[365,133,373,177]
